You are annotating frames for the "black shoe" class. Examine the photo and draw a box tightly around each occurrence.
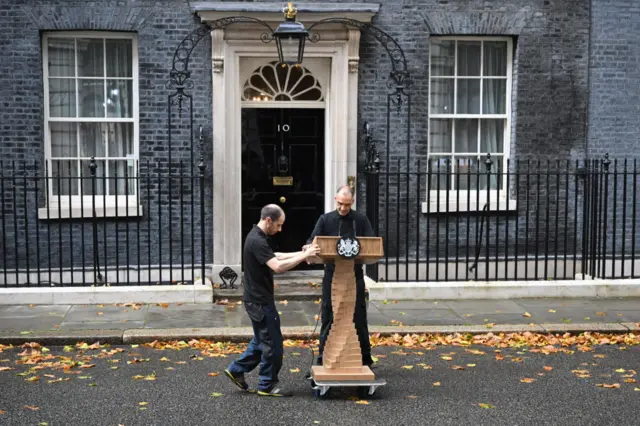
[224,369,250,392]
[315,357,323,366]
[257,385,293,397]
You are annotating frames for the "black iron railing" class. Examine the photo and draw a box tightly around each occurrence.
[365,155,639,282]
[0,157,210,287]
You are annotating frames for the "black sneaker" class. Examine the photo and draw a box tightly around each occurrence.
[257,385,293,397]
[224,369,252,392]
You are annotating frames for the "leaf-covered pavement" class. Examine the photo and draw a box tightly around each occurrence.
[0,332,638,425]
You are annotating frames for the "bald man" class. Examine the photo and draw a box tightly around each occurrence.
[304,185,375,367]
[225,204,320,397]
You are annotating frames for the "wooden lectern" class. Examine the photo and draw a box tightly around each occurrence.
[310,235,383,382]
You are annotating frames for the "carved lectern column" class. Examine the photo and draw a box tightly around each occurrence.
[311,259,375,381]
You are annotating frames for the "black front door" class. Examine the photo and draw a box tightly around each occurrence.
[241,108,325,267]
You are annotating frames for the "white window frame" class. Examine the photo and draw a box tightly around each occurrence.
[40,31,140,219]
[423,36,516,213]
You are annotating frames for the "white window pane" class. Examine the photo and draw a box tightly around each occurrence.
[77,38,104,77]
[50,123,78,157]
[79,123,106,157]
[454,119,478,153]
[48,78,76,117]
[79,80,104,117]
[429,119,452,153]
[430,39,455,76]
[107,80,133,118]
[482,79,506,114]
[48,38,75,77]
[106,123,134,157]
[456,79,480,114]
[428,156,451,190]
[430,78,454,114]
[108,160,136,196]
[80,159,105,195]
[483,41,508,76]
[480,119,505,153]
[106,39,132,77]
[457,41,481,76]
[453,156,479,190]
[51,160,79,196]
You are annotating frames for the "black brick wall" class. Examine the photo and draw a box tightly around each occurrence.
[1,0,638,282]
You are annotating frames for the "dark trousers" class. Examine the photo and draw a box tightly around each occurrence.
[227,302,283,391]
[317,265,372,366]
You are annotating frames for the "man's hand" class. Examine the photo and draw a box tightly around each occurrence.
[302,244,310,251]
[303,244,321,258]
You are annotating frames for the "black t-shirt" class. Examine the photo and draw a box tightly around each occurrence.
[243,225,277,304]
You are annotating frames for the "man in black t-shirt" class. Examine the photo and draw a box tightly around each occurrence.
[225,204,320,397]
[304,185,376,367]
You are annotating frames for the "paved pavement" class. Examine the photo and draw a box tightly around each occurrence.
[0,297,639,344]
[0,341,638,425]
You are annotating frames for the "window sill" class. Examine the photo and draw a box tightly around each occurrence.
[421,199,517,214]
[38,205,143,220]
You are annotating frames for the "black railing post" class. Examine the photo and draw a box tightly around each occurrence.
[601,154,611,277]
[363,122,380,281]
[198,126,206,287]
[89,158,102,284]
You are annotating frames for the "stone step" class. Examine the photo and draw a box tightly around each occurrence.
[213,280,323,302]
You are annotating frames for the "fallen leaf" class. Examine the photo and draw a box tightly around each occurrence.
[466,364,476,367]
[0,367,13,372]
[401,365,414,370]
[290,368,300,373]
[596,312,607,317]
[615,368,626,373]
[451,365,465,370]
[24,405,39,411]
[495,354,504,361]
[0,410,6,414]
[584,317,591,320]
[543,366,553,371]
[548,309,556,313]
[88,383,97,387]
[314,315,320,321]
[160,303,169,308]
[441,356,453,361]
[433,382,441,386]
[130,344,139,349]
[355,400,370,405]
[20,331,32,335]
[208,372,219,377]
[523,312,532,318]
[160,357,170,362]
[25,376,40,382]
[596,383,620,389]
[520,378,536,383]
[624,379,637,383]
[634,388,640,392]
[478,403,495,409]
[138,402,148,406]
[407,395,418,399]
[594,354,606,359]
[97,312,104,316]
[210,392,223,397]
[39,423,48,426]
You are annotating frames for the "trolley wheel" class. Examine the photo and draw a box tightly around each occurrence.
[314,387,330,398]
[356,386,370,399]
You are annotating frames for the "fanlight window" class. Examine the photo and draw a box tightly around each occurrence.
[242,61,324,102]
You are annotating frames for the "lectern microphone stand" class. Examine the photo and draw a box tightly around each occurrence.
[308,235,386,398]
